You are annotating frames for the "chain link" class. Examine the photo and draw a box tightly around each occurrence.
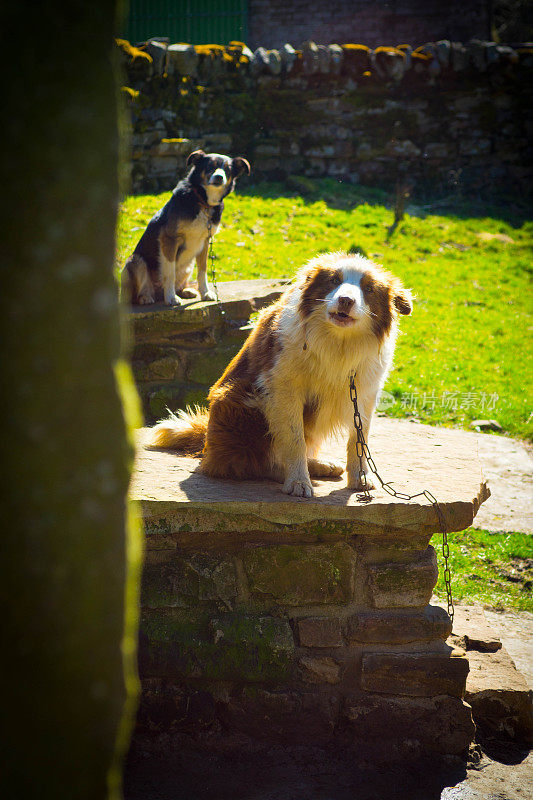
[349,374,454,624]
[207,221,225,317]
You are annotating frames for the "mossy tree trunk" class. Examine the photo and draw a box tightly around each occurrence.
[0,1,142,798]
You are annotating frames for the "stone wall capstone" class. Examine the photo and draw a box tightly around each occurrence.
[117,37,533,199]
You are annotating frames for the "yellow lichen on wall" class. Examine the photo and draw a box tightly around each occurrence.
[341,43,371,52]
[121,86,140,100]
[375,46,406,58]
[116,38,153,64]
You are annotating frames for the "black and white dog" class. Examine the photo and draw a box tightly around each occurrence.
[121,150,250,305]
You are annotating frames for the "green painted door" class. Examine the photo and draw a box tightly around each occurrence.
[123,0,248,45]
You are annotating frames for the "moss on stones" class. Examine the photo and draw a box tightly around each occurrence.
[243,543,355,606]
[141,552,239,611]
[140,611,295,683]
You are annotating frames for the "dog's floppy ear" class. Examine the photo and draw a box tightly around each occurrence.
[232,157,251,177]
[393,287,413,315]
[187,150,206,167]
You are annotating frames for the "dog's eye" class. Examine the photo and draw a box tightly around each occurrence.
[332,274,342,286]
[365,285,374,294]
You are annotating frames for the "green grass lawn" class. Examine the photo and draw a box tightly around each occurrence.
[432,528,532,612]
[117,178,533,441]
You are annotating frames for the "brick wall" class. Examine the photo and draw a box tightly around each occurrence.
[247,0,490,49]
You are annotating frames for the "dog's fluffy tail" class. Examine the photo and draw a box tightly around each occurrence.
[149,406,208,455]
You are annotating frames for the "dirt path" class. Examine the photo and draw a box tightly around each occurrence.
[472,430,533,534]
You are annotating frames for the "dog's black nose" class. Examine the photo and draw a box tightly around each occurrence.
[337,296,354,311]
[211,174,224,185]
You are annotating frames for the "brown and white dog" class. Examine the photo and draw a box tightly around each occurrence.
[121,150,250,305]
[150,252,412,497]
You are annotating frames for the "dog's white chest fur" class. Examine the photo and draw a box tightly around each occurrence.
[175,209,219,288]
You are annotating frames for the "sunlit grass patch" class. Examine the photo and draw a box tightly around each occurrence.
[433,528,533,612]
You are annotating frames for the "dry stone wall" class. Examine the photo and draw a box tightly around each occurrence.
[137,513,474,757]
[117,37,533,198]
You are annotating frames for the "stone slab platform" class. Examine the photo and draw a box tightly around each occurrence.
[132,417,490,536]
[127,278,290,324]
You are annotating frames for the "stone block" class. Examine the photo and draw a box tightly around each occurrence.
[302,40,319,74]
[496,45,519,65]
[202,133,233,152]
[361,652,469,698]
[267,49,282,75]
[385,139,421,158]
[166,43,198,77]
[151,138,192,158]
[147,355,185,381]
[144,40,167,76]
[328,44,343,75]
[279,43,297,73]
[243,543,355,606]
[374,48,407,82]
[297,616,344,648]
[306,143,336,158]
[435,40,451,67]
[131,130,159,148]
[346,606,451,645]
[451,43,469,72]
[343,694,475,754]
[150,155,178,175]
[450,604,502,652]
[255,142,281,157]
[367,546,438,608]
[468,40,488,72]
[299,655,341,684]
[317,44,331,74]
[139,611,295,683]
[465,647,533,746]
[220,687,340,743]
[485,41,499,65]
[251,47,269,76]
[186,343,242,385]
[141,551,238,610]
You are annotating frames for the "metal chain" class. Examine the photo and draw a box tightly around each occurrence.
[349,374,454,624]
[207,221,225,317]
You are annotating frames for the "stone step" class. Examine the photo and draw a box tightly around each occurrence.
[445,603,533,747]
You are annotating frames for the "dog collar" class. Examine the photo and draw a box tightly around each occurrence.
[191,185,222,210]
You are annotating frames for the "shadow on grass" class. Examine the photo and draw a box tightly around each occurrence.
[237,177,533,228]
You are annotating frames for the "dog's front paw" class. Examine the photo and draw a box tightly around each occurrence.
[164,293,183,306]
[282,479,314,498]
[178,287,198,299]
[138,292,155,305]
[200,289,217,302]
[347,471,375,492]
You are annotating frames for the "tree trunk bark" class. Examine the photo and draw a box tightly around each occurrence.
[0,2,141,798]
